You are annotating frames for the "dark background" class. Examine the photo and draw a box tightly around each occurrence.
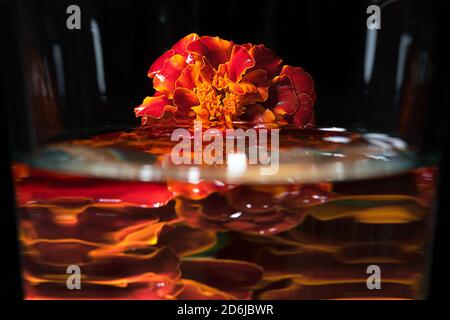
[1,0,449,299]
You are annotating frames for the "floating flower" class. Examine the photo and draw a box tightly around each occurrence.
[134,33,316,128]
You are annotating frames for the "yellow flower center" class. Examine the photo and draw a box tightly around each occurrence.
[192,72,245,127]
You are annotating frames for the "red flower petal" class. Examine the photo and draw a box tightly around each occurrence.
[18,169,175,208]
[187,36,234,68]
[293,93,314,127]
[199,56,215,82]
[280,65,315,96]
[147,49,175,78]
[268,75,299,115]
[243,103,271,123]
[172,33,199,55]
[242,69,270,102]
[180,258,263,292]
[250,44,283,79]
[175,64,199,90]
[24,247,180,280]
[21,205,163,243]
[158,225,217,257]
[173,88,199,116]
[134,95,176,119]
[149,34,199,79]
[168,180,232,200]
[153,54,187,98]
[227,45,255,82]
[177,279,235,300]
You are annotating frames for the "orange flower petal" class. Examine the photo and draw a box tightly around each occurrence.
[187,36,234,68]
[228,81,257,96]
[173,88,199,116]
[227,45,255,82]
[153,54,187,98]
[250,44,283,79]
[246,105,276,127]
[134,95,177,119]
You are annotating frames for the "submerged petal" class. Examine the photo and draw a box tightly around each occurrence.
[180,258,263,292]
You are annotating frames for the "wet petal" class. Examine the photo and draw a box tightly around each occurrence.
[244,104,277,127]
[228,81,257,96]
[256,280,416,300]
[172,33,200,55]
[253,248,421,295]
[134,95,177,119]
[175,64,199,90]
[180,258,263,291]
[24,247,180,280]
[168,180,232,200]
[158,225,217,257]
[25,277,182,300]
[148,49,175,78]
[176,279,235,300]
[176,190,307,235]
[153,54,187,98]
[20,205,162,244]
[227,187,278,213]
[250,44,283,79]
[242,69,270,102]
[175,198,227,231]
[227,45,255,82]
[187,36,234,68]
[173,88,199,116]
[280,65,315,96]
[18,169,174,208]
[199,56,215,82]
[293,93,314,128]
[268,75,299,115]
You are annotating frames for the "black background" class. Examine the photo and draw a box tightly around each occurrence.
[1,0,449,300]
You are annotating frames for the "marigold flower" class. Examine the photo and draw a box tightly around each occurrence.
[134,34,316,128]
